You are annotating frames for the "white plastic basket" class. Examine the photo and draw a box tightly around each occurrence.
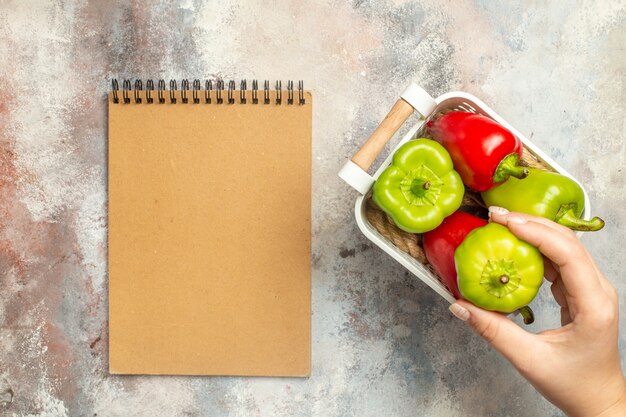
[339,83,592,304]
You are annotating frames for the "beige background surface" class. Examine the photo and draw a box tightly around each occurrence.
[0,1,624,416]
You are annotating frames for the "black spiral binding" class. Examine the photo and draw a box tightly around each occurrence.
[158,80,165,103]
[228,80,235,104]
[181,79,189,103]
[122,80,131,103]
[240,80,247,104]
[275,81,282,105]
[264,80,270,104]
[205,80,212,104]
[111,79,119,103]
[216,80,224,104]
[252,80,258,104]
[193,79,201,104]
[111,79,306,105]
[169,80,177,103]
[134,80,143,103]
[146,80,154,103]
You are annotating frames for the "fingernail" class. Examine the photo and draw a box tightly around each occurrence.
[488,206,509,215]
[449,303,470,321]
[507,216,527,224]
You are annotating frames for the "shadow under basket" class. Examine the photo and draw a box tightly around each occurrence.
[341,86,593,304]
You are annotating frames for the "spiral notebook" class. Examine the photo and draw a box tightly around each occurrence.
[108,79,312,376]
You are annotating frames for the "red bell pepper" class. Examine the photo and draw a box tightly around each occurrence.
[428,111,528,192]
[422,211,487,298]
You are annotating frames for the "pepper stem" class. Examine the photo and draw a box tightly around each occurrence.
[401,166,444,207]
[480,259,520,298]
[493,153,529,183]
[518,306,535,325]
[555,207,605,231]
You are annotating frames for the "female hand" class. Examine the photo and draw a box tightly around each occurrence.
[449,207,626,417]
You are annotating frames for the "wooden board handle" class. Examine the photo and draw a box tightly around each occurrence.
[351,98,415,172]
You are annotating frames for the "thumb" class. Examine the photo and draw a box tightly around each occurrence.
[450,300,536,369]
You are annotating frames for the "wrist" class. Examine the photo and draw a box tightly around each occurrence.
[593,379,626,417]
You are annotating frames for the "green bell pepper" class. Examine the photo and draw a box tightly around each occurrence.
[372,138,464,233]
[481,168,604,231]
[455,223,544,320]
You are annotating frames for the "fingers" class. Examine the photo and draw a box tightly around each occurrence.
[575,246,616,303]
[551,276,577,325]
[551,281,568,308]
[489,207,576,238]
[598,277,619,304]
[489,211,605,308]
[492,206,614,307]
[451,301,536,369]
[543,257,560,283]
[561,307,572,326]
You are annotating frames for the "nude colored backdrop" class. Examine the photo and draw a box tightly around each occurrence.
[0,1,624,416]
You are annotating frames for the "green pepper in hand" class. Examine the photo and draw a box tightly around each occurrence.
[455,223,544,321]
[481,168,604,231]
[372,139,464,233]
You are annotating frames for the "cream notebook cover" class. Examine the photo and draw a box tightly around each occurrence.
[108,79,311,376]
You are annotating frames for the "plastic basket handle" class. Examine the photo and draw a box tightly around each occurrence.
[339,83,437,194]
